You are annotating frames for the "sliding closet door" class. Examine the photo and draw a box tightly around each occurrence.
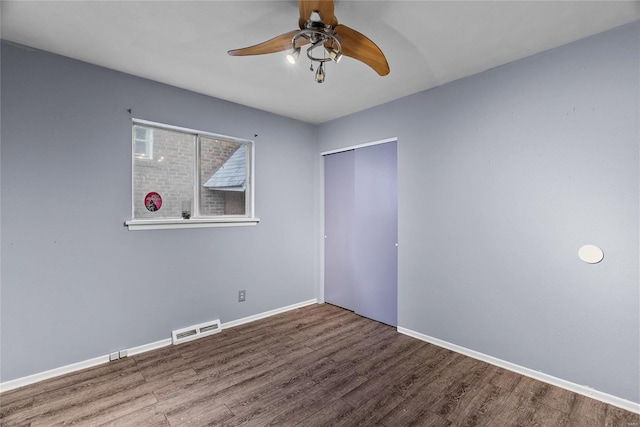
[353,142,397,326]
[324,149,355,311]
[324,141,397,327]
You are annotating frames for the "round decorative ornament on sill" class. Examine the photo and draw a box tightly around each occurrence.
[578,245,604,264]
[144,192,162,212]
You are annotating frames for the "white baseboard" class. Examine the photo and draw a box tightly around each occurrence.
[0,354,110,394]
[127,338,173,356]
[221,299,317,330]
[397,326,640,415]
[0,299,318,394]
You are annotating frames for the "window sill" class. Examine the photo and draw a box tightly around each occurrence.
[125,217,260,231]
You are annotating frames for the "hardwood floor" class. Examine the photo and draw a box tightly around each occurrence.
[1,303,638,426]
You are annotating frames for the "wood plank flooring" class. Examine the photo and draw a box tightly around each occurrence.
[1,303,638,426]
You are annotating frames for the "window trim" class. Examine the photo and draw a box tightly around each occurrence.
[125,118,259,231]
[125,217,259,231]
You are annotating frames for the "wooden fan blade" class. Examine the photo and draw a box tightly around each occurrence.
[334,24,390,76]
[298,0,337,29]
[228,30,307,56]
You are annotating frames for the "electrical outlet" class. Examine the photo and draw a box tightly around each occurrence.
[238,290,246,302]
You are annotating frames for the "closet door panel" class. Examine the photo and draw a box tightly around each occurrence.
[324,150,355,311]
[353,142,398,326]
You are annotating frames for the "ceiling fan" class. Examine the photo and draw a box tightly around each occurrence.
[227,0,390,83]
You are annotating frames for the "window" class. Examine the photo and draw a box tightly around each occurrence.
[125,119,258,230]
[133,126,153,160]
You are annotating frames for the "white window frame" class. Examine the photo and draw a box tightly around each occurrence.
[125,119,259,231]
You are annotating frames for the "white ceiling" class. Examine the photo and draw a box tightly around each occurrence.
[2,1,639,124]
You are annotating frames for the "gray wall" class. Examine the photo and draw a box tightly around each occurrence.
[1,41,318,382]
[318,22,639,403]
[2,21,638,405]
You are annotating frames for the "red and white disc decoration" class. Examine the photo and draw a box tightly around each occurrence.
[144,192,162,212]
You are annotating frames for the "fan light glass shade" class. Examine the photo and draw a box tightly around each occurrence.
[315,63,325,83]
[286,47,300,64]
[328,48,342,63]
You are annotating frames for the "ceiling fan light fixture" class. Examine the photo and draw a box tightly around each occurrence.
[286,46,301,64]
[315,62,325,83]
[227,0,390,82]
